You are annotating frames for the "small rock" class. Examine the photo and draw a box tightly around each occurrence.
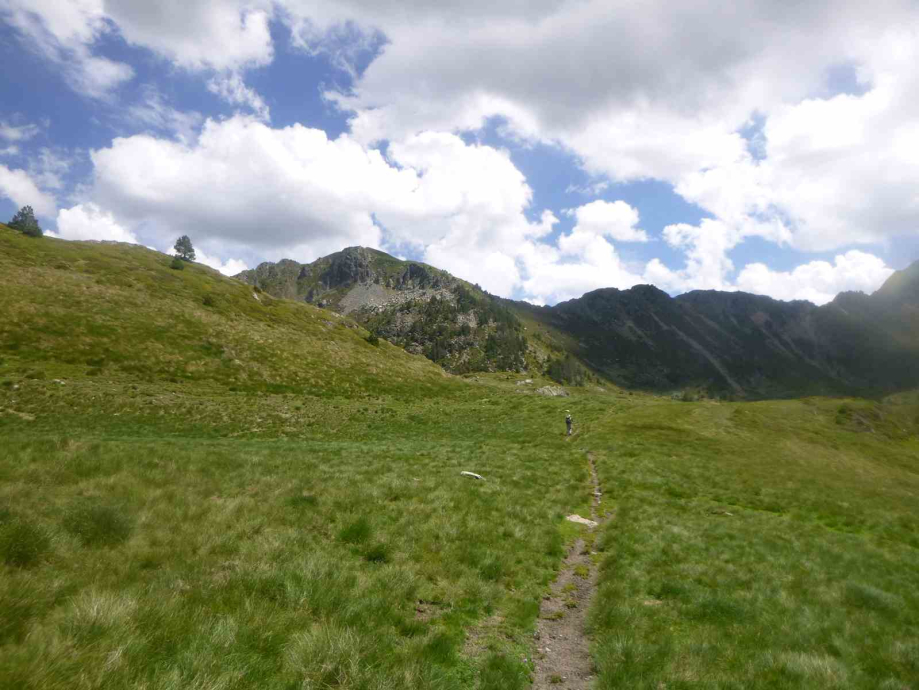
[460,471,485,480]
[565,514,599,528]
[52,379,66,385]
[516,379,534,386]
[536,385,570,397]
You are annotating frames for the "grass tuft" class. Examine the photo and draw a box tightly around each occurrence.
[63,501,133,547]
[0,518,51,567]
[338,516,372,545]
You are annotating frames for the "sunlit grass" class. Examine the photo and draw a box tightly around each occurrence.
[2,225,918,688]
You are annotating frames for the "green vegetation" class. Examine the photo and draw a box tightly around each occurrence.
[173,234,195,262]
[545,353,590,386]
[1,223,918,688]
[365,285,529,373]
[8,205,42,237]
[581,395,919,689]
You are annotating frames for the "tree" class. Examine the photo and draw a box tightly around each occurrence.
[9,206,42,237]
[174,235,195,262]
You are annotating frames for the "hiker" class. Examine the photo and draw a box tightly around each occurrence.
[565,410,573,436]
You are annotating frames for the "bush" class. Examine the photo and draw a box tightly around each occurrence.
[202,294,216,307]
[170,257,185,270]
[63,501,133,548]
[366,331,380,346]
[0,519,51,568]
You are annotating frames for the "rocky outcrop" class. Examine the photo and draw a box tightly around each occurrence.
[236,248,530,374]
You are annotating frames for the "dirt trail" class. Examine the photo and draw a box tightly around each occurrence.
[532,453,604,689]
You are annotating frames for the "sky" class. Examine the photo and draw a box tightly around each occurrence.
[1,1,918,306]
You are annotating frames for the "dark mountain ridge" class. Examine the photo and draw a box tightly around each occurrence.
[239,249,919,398]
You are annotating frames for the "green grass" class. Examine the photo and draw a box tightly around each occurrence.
[579,397,919,689]
[2,225,918,688]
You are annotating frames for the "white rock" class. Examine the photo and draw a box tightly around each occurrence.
[460,471,485,480]
[566,514,599,528]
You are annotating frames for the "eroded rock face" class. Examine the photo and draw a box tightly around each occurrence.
[321,247,375,288]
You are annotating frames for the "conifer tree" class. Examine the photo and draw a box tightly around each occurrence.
[174,235,195,261]
[9,206,42,237]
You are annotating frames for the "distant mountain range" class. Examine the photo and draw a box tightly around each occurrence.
[237,249,919,398]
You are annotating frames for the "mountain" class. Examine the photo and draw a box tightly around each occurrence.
[236,247,534,374]
[240,248,919,398]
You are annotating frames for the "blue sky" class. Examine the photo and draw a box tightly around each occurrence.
[1,1,917,305]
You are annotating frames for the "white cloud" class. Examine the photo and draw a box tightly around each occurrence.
[125,88,204,143]
[289,0,919,259]
[0,120,40,142]
[54,203,139,243]
[104,1,274,72]
[29,148,73,191]
[0,164,57,216]
[82,116,652,300]
[735,251,894,306]
[1,0,134,98]
[193,247,249,276]
[207,72,270,122]
[568,200,647,243]
[88,116,410,257]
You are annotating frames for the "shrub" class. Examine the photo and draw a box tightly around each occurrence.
[170,256,185,270]
[63,501,133,548]
[202,294,216,307]
[0,519,51,568]
[366,331,380,346]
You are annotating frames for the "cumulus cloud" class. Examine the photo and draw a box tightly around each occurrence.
[54,202,139,243]
[88,116,409,258]
[80,116,648,299]
[0,164,57,216]
[15,0,909,307]
[105,0,274,72]
[568,200,647,243]
[735,251,895,305]
[297,0,919,257]
[193,247,249,276]
[52,203,248,275]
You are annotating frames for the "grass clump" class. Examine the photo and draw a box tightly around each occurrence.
[63,501,133,548]
[478,651,531,690]
[0,518,51,567]
[363,542,390,564]
[169,256,184,270]
[338,516,372,545]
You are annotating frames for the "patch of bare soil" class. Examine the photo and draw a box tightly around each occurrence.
[532,454,603,689]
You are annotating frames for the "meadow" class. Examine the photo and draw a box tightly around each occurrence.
[2,225,918,688]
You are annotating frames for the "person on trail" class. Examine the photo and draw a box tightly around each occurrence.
[565,410,573,436]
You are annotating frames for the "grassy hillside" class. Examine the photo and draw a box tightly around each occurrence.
[2,225,918,689]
